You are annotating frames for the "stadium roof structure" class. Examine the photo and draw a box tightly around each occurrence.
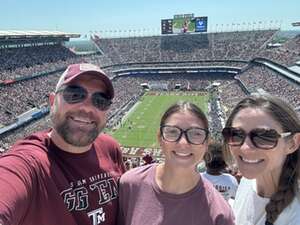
[0,30,80,39]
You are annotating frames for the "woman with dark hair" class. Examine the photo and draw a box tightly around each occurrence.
[222,93,300,225]
[201,141,238,201]
[118,101,234,225]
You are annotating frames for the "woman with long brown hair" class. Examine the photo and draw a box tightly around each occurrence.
[222,93,300,225]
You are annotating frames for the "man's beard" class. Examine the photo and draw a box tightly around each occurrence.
[51,111,105,147]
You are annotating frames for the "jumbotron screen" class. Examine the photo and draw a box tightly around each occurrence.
[195,17,208,32]
[161,14,208,34]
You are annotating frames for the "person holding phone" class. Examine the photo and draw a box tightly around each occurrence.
[0,63,125,225]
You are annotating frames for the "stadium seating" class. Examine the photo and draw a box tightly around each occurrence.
[1,30,299,152]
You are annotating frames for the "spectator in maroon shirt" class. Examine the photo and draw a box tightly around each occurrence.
[0,63,125,225]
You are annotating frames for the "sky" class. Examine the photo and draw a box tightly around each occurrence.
[1,0,300,37]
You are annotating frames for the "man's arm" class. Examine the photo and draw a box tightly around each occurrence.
[0,153,35,224]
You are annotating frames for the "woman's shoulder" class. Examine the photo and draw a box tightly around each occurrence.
[276,194,300,224]
[234,177,255,201]
[120,163,157,185]
[287,194,300,212]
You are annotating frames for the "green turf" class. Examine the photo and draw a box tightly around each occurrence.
[109,91,209,148]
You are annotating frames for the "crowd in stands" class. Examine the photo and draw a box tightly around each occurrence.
[86,53,114,68]
[0,45,98,81]
[257,35,300,66]
[93,30,276,65]
[107,75,144,128]
[208,80,248,139]
[0,71,61,126]
[236,65,300,110]
[0,114,51,153]
[0,45,75,76]
[1,30,300,153]
[218,80,247,116]
[0,58,83,81]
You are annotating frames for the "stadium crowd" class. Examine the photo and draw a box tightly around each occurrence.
[93,30,276,64]
[0,44,119,82]
[0,71,61,126]
[0,45,79,80]
[236,65,300,109]
[1,29,300,153]
[257,34,300,66]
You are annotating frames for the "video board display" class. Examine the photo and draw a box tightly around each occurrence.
[172,14,195,34]
[161,19,173,34]
[161,14,208,34]
[195,17,208,32]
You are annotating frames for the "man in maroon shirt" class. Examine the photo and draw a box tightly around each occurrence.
[0,63,125,225]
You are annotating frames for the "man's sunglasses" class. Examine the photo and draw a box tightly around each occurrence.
[56,85,112,111]
[222,127,292,150]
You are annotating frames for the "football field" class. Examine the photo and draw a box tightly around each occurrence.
[109,91,209,148]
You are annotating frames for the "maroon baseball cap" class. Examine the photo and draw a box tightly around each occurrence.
[55,63,114,99]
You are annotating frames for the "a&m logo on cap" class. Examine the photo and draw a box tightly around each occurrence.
[79,63,100,71]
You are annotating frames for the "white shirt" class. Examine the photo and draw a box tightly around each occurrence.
[201,172,238,201]
[233,177,300,225]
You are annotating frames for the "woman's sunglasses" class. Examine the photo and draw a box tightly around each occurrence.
[222,127,292,150]
[56,85,112,111]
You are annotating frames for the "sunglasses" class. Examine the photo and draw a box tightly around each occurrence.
[222,127,292,150]
[160,125,209,145]
[56,85,112,111]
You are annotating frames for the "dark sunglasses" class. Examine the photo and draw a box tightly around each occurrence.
[160,125,209,145]
[56,85,112,110]
[222,127,292,150]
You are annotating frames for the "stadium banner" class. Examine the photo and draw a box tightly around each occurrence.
[121,146,162,158]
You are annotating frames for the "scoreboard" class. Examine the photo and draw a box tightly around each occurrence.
[195,17,208,32]
[161,19,173,34]
[161,14,208,34]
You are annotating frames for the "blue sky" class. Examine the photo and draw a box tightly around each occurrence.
[1,0,299,36]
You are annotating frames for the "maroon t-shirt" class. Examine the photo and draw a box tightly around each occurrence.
[118,164,235,225]
[0,130,125,225]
